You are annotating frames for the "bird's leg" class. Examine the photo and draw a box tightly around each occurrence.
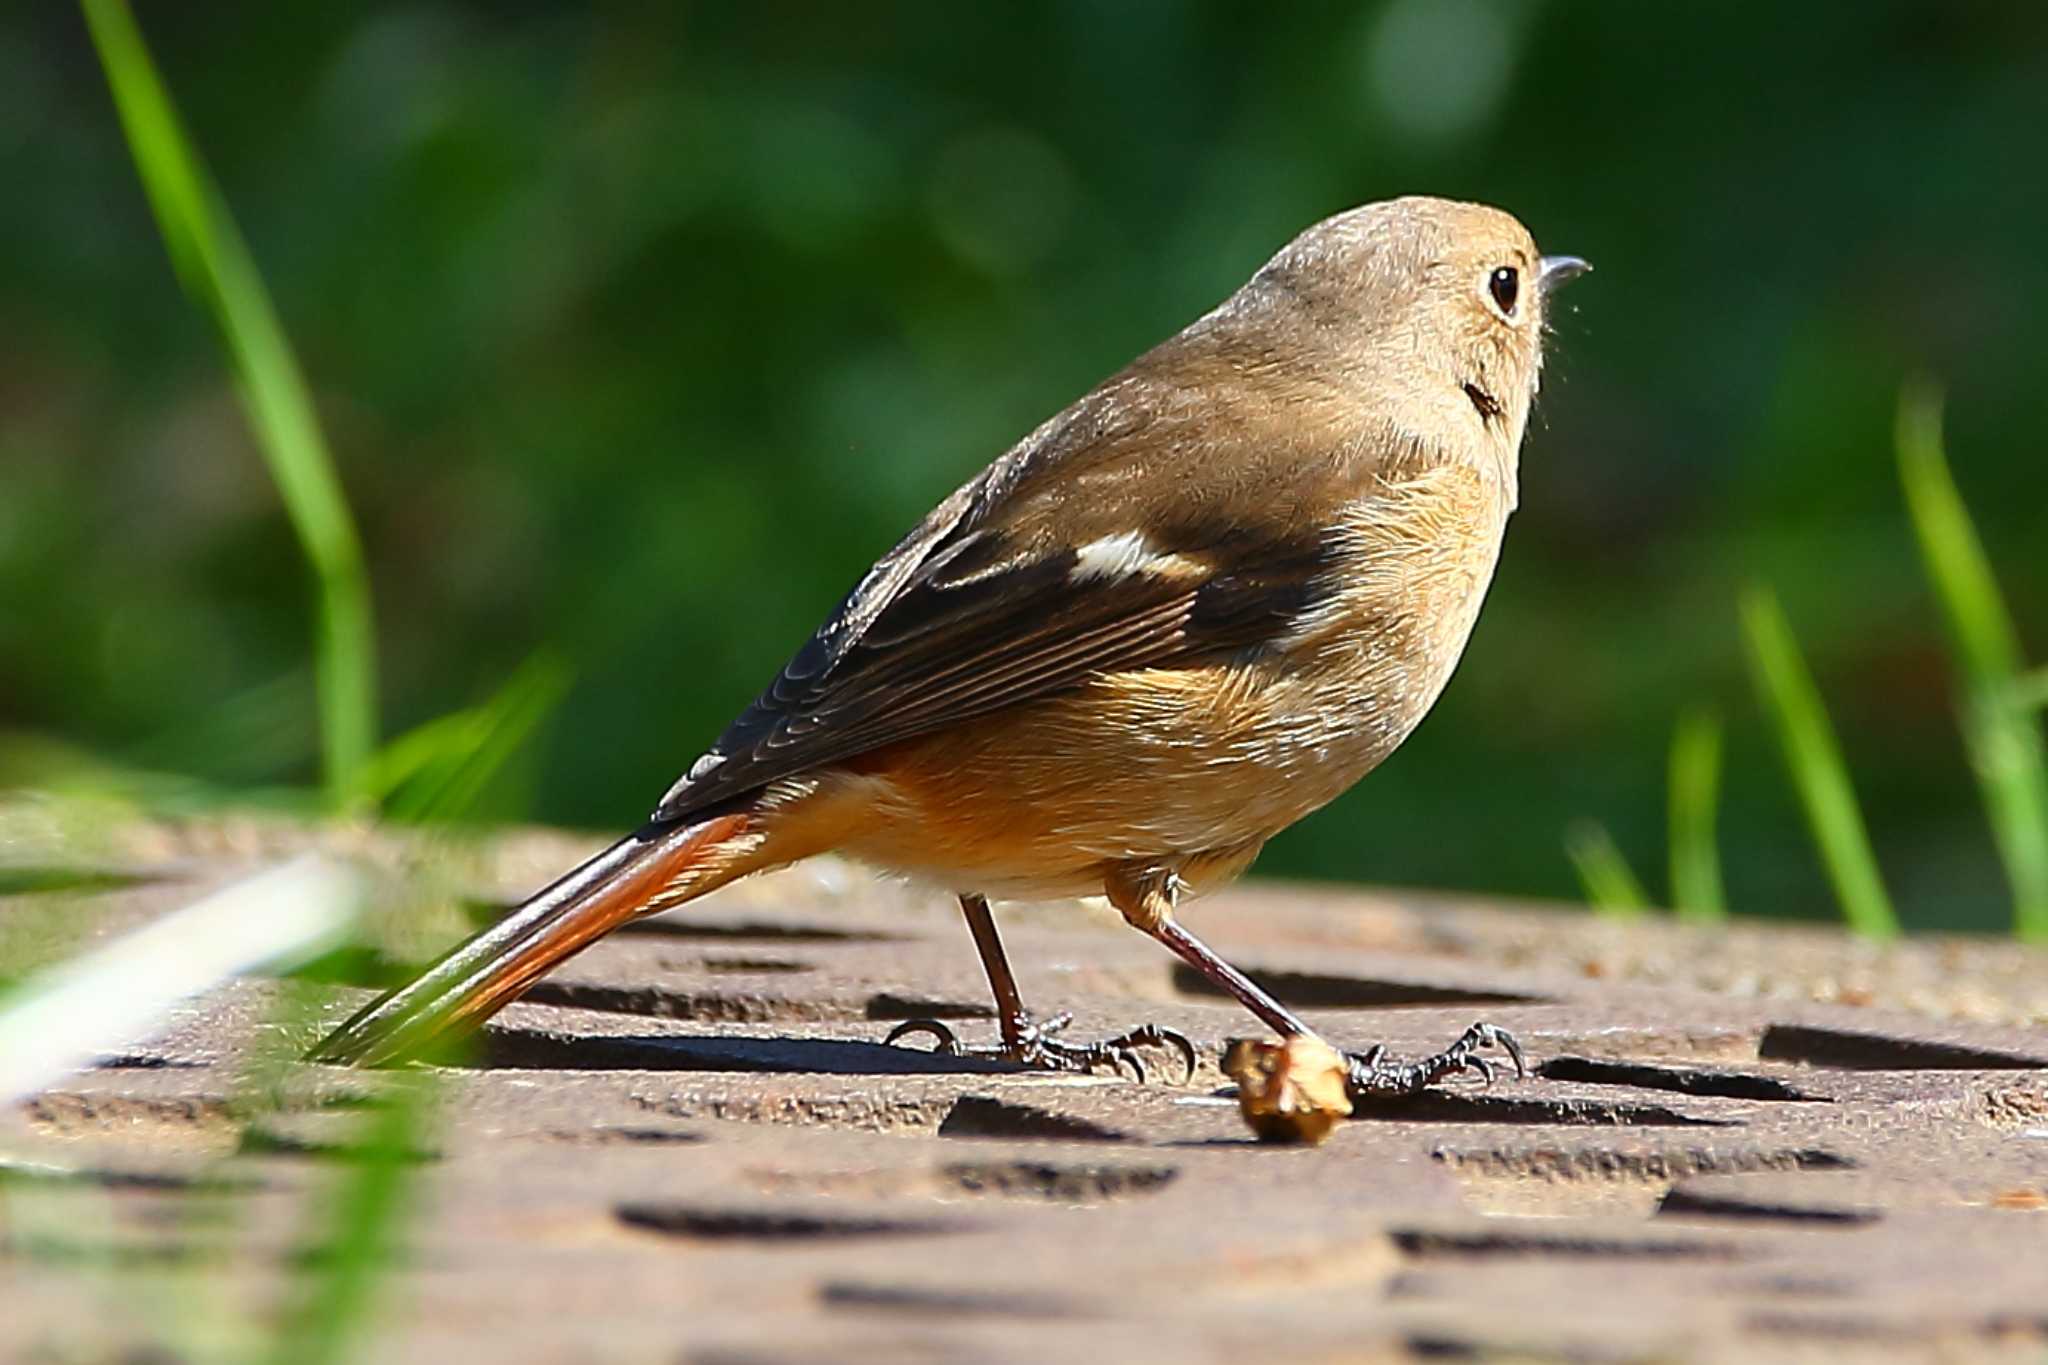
[1103,866,1525,1102]
[958,889,1029,1054]
[883,893,1197,1083]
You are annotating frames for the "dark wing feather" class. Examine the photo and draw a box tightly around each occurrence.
[653,538,1338,821]
[651,504,1341,823]
[651,338,1374,824]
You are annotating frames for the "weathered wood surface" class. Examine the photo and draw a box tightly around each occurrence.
[5,818,2048,1363]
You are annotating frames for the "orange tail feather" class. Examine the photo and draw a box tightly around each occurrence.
[308,810,755,1066]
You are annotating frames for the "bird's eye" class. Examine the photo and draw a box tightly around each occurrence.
[1486,265,1519,318]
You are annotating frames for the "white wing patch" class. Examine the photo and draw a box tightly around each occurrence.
[1069,531,1204,584]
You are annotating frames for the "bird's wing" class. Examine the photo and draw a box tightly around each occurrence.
[652,371,1367,824]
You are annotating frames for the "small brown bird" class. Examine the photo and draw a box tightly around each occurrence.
[312,195,1587,1096]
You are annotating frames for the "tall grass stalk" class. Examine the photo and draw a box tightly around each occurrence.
[1666,707,1727,921]
[1740,585,1900,938]
[1565,820,1649,916]
[82,0,376,810]
[1896,383,2048,940]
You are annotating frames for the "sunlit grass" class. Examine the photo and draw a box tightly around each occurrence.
[82,0,376,811]
[357,651,572,823]
[1896,382,2048,941]
[1666,707,1726,922]
[1740,585,1900,939]
[1565,819,1649,916]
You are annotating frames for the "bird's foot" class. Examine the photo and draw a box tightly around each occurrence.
[884,1011,1198,1084]
[1344,1021,1527,1099]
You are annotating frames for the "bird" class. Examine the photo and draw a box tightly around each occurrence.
[310,195,1588,1098]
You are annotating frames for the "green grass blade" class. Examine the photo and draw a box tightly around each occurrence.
[1740,585,1900,938]
[1565,820,1650,917]
[2016,668,2048,713]
[81,0,376,810]
[1896,382,2048,940]
[1667,707,1727,922]
[268,1078,428,1365]
[371,651,571,824]
[351,710,495,812]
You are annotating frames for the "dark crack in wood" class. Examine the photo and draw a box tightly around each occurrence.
[937,1160,1177,1202]
[541,1125,705,1146]
[617,1203,963,1242]
[862,992,995,1021]
[1759,1024,2047,1071]
[519,980,862,1024]
[1352,1091,1733,1127]
[1540,1055,1828,1102]
[479,1028,1013,1075]
[820,1281,1089,1318]
[1659,1187,1881,1225]
[1391,1227,1743,1261]
[1433,1144,1854,1183]
[937,1096,1129,1143]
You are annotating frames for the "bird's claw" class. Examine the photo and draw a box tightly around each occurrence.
[882,1018,969,1056]
[1343,1021,1527,1099]
[884,1012,1198,1085]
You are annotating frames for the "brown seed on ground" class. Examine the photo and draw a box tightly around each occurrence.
[1223,1035,1353,1145]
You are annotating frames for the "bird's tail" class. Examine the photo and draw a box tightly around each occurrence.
[308,808,758,1067]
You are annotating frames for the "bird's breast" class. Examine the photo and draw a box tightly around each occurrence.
[1294,458,1512,732]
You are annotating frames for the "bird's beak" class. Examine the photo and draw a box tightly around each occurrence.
[1539,254,1591,294]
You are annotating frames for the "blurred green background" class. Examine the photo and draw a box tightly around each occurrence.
[3,2,2044,929]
